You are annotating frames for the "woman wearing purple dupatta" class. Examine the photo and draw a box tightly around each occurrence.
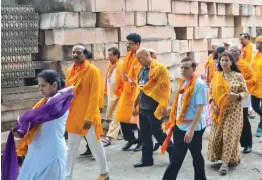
[2,70,74,180]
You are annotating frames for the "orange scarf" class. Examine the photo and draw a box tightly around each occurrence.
[241,42,253,64]
[237,58,256,93]
[66,60,90,94]
[204,53,215,85]
[136,60,171,120]
[121,51,141,95]
[160,75,197,153]
[251,51,262,98]
[210,72,231,124]
[105,60,123,97]
[16,98,47,157]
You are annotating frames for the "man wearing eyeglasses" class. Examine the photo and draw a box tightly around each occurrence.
[239,33,256,64]
[114,33,142,151]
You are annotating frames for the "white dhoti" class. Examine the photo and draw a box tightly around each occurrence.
[66,126,108,180]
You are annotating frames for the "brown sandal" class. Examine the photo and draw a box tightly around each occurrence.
[96,175,109,180]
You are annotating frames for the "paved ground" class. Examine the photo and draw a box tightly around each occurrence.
[73,117,262,180]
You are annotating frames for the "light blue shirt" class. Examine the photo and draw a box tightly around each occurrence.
[176,77,207,131]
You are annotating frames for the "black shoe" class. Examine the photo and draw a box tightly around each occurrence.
[133,161,153,168]
[78,149,92,158]
[122,139,138,151]
[133,142,142,152]
[153,143,160,152]
[243,146,252,154]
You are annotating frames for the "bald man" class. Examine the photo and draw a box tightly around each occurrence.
[132,48,173,168]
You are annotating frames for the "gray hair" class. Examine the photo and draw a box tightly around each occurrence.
[228,44,241,61]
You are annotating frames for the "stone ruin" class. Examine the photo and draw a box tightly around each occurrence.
[1,0,262,147]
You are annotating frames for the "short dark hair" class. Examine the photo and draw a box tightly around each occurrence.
[37,70,65,90]
[217,51,240,73]
[84,49,93,59]
[213,52,218,60]
[181,57,197,68]
[108,47,120,59]
[126,33,141,44]
[240,33,251,40]
[75,43,92,59]
[216,46,226,54]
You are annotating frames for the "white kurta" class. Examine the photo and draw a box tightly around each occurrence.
[18,98,68,180]
[106,67,118,117]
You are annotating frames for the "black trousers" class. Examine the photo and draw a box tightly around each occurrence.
[121,122,141,142]
[251,95,262,129]
[163,126,206,180]
[139,109,174,163]
[240,108,252,147]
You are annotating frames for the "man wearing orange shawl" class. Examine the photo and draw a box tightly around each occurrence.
[102,47,123,147]
[114,33,142,151]
[240,33,256,64]
[251,36,262,137]
[229,45,256,153]
[162,57,207,180]
[78,48,106,158]
[204,43,218,86]
[65,44,109,180]
[131,48,173,168]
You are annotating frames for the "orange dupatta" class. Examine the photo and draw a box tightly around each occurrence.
[204,53,215,85]
[210,72,231,124]
[241,42,253,64]
[65,60,90,92]
[104,60,123,97]
[16,98,47,157]
[160,75,197,153]
[121,51,141,97]
[237,58,256,93]
[135,60,171,120]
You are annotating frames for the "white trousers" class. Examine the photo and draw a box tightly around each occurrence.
[65,126,108,180]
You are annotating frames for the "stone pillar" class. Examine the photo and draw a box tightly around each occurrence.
[1,5,46,88]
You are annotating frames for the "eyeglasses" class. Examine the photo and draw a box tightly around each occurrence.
[126,42,135,46]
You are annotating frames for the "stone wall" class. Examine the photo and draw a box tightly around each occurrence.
[1,0,18,4]
[24,0,262,98]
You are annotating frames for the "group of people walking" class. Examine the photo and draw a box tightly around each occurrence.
[2,32,262,180]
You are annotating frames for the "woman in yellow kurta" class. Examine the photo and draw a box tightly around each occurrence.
[251,36,262,137]
[208,52,248,175]
[229,45,256,153]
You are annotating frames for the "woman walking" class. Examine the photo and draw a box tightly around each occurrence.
[208,52,248,175]
[2,70,74,180]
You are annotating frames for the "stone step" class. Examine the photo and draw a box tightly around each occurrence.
[1,131,20,152]
[2,121,17,132]
[1,85,41,103]
[1,99,40,112]
[1,109,26,123]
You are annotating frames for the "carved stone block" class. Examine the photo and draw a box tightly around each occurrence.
[1,61,47,71]
[1,37,38,46]
[1,54,32,63]
[1,45,38,54]
[1,30,39,38]
[1,13,39,21]
[1,78,24,88]
[1,5,35,13]
[1,21,39,30]
[1,69,35,79]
